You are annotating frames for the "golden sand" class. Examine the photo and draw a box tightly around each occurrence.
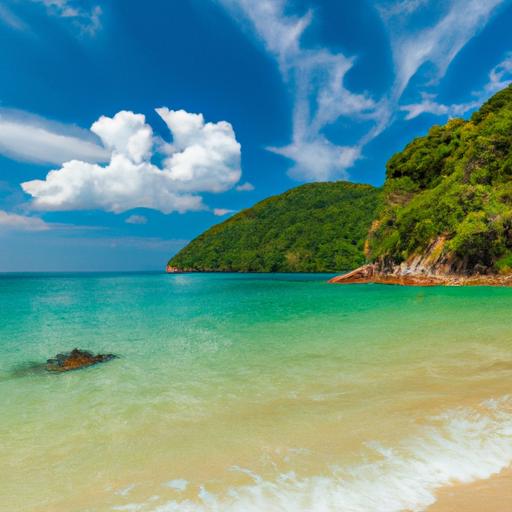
[428,468,512,512]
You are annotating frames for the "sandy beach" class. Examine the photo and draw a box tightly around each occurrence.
[429,468,512,511]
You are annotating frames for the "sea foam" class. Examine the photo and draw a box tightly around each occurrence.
[131,396,512,512]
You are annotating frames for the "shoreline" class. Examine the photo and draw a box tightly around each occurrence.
[428,468,512,511]
[329,264,512,287]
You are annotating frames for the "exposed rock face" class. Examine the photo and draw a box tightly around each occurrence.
[329,263,512,286]
[166,265,182,273]
[46,349,117,372]
[330,233,512,286]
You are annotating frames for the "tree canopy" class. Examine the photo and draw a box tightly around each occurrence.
[169,182,381,272]
[368,84,512,273]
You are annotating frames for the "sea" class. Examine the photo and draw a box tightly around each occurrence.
[1,272,512,512]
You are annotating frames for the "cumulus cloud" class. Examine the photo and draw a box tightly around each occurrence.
[0,210,49,231]
[125,214,148,225]
[236,182,254,192]
[21,108,242,214]
[156,108,241,193]
[0,109,109,165]
[213,208,236,216]
[92,111,153,164]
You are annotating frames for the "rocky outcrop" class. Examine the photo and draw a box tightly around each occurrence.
[330,234,512,286]
[46,349,117,372]
[329,263,512,286]
[166,265,183,273]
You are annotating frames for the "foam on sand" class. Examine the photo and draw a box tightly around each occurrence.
[119,397,512,512]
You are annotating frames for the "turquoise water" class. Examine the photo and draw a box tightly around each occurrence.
[1,273,512,511]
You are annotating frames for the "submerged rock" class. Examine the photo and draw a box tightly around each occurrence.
[46,348,117,372]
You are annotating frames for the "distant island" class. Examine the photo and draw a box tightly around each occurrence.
[169,84,512,285]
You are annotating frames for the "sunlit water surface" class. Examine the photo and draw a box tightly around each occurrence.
[1,273,512,511]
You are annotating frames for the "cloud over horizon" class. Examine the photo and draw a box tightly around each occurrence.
[0,210,50,231]
[0,109,110,165]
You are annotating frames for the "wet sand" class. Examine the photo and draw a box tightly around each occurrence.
[429,468,512,511]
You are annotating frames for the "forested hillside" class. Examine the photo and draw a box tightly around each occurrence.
[169,182,381,272]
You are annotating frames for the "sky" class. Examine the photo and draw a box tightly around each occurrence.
[0,0,511,271]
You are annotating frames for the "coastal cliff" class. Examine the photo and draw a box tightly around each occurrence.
[332,84,512,285]
[167,85,512,285]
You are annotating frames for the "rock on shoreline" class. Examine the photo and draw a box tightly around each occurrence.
[329,264,512,286]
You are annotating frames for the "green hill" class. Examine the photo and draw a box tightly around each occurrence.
[168,182,381,272]
[367,84,512,275]
[170,85,512,277]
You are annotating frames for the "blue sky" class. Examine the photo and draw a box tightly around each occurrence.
[0,0,511,271]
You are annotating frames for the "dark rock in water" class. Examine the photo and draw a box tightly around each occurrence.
[46,348,117,372]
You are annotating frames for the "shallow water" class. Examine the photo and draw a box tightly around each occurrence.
[1,272,512,511]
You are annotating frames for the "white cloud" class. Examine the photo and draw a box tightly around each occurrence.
[0,109,109,165]
[271,139,361,181]
[0,210,49,231]
[35,1,102,35]
[92,111,153,164]
[219,0,375,181]
[485,52,512,93]
[400,93,479,120]
[382,0,504,99]
[236,182,254,192]
[125,214,147,225]
[156,108,241,193]
[21,108,242,214]
[213,208,236,216]
[401,54,512,120]
[377,0,430,20]
[219,0,501,181]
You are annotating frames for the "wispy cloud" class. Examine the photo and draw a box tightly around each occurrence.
[218,0,375,181]
[35,0,102,35]
[125,214,148,225]
[485,52,512,93]
[213,208,236,216]
[0,109,109,165]
[62,236,189,251]
[381,0,504,99]
[401,53,512,120]
[0,3,27,31]
[0,210,50,231]
[219,0,503,182]
[377,0,429,20]
[400,92,479,121]
[235,182,254,192]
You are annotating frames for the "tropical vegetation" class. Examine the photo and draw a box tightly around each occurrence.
[169,182,381,272]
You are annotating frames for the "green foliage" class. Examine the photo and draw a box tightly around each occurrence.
[169,85,512,275]
[169,182,381,272]
[369,84,512,273]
